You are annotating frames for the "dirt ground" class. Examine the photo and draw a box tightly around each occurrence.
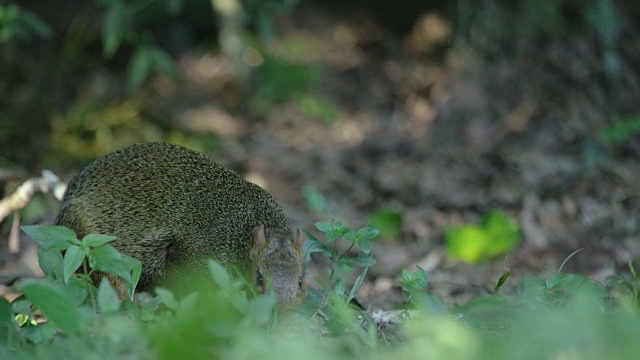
[2,4,640,310]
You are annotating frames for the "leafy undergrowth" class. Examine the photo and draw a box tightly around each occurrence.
[2,225,640,360]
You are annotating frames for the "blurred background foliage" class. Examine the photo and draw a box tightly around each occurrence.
[1,0,638,170]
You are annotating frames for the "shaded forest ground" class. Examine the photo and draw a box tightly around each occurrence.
[2,1,640,310]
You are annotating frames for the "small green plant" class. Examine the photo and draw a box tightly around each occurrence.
[304,220,378,304]
[399,266,444,313]
[6,225,142,343]
[598,115,640,146]
[21,225,141,302]
[444,210,520,263]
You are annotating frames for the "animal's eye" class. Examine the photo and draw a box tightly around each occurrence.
[298,276,303,289]
[256,271,264,289]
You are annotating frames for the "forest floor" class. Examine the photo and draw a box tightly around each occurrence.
[2,3,640,311]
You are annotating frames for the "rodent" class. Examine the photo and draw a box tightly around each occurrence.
[55,142,304,306]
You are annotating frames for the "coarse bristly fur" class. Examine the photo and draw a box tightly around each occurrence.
[55,142,305,306]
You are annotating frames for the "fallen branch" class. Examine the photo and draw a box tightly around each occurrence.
[0,170,66,222]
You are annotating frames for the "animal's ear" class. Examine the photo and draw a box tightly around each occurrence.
[294,228,304,249]
[252,224,267,250]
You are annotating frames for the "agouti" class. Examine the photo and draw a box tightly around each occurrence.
[55,142,304,306]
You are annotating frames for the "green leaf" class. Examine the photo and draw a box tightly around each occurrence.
[342,229,357,243]
[208,260,231,288]
[314,221,348,241]
[303,238,332,263]
[65,276,90,306]
[63,245,85,283]
[358,238,371,254]
[155,287,179,312]
[0,297,12,326]
[314,221,334,234]
[302,185,328,213]
[127,45,153,91]
[346,267,369,303]
[352,253,377,267]
[81,233,117,247]
[128,259,142,299]
[481,211,520,256]
[102,0,128,57]
[21,225,78,251]
[19,7,53,39]
[22,321,57,344]
[405,266,429,289]
[445,225,488,263]
[247,295,277,326]
[89,245,140,286]
[148,46,177,78]
[19,279,81,334]
[598,115,640,145]
[494,270,511,292]
[38,248,63,279]
[546,273,575,290]
[97,278,121,313]
[358,226,381,240]
[179,292,199,312]
[368,207,403,239]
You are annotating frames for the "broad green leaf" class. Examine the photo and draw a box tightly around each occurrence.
[357,226,380,240]
[247,294,277,326]
[63,245,85,283]
[334,280,346,297]
[149,46,177,78]
[352,253,377,267]
[303,238,331,263]
[19,279,81,334]
[481,211,520,256]
[179,292,199,312]
[301,185,328,213]
[21,225,77,251]
[102,0,127,57]
[314,221,334,234]
[0,297,12,326]
[11,299,31,316]
[37,248,63,279]
[208,260,231,288]
[22,321,57,344]
[19,7,53,39]
[368,208,403,240]
[314,221,348,241]
[358,238,371,254]
[445,225,487,263]
[97,278,121,313]
[155,287,179,312]
[89,245,138,285]
[82,233,117,247]
[342,229,357,243]
[127,45,152,91]
[65,276,89,306]
[400,266,428,296]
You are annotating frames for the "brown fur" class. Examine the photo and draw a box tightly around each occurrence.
[56,142,304,306]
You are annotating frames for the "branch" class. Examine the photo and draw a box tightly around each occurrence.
[0,170,67,222]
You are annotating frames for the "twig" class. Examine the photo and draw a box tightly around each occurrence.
[0,170,66,222]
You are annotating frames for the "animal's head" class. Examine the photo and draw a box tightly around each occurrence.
[249,224,305,307]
